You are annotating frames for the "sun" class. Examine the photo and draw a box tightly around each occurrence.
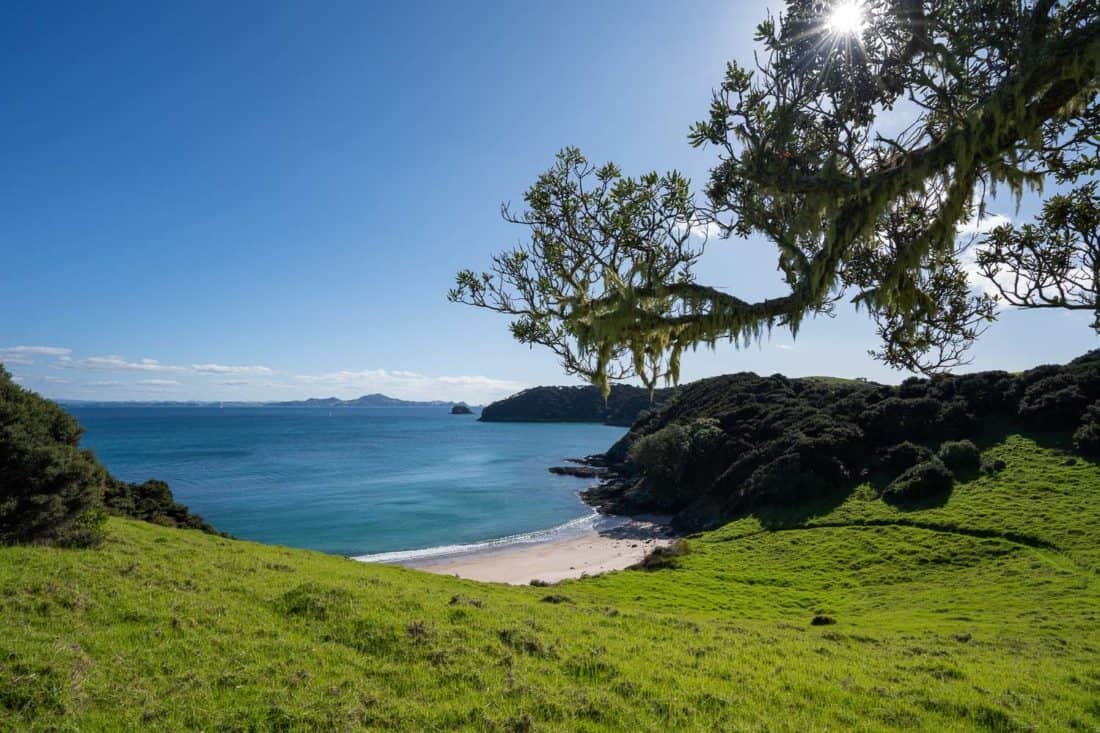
[827,0,866,35]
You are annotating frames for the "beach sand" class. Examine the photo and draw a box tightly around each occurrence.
[391,515,676,585]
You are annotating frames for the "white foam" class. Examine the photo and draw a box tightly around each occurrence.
[352,510,629,564]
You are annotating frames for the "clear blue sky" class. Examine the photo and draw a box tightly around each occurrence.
[2,0,1094,403]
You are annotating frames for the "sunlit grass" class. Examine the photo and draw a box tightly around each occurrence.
[1,432,1098,730]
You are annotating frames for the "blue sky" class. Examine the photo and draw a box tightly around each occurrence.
[2,0,1095,403]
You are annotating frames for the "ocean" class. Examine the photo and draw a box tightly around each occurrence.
[70,406,624,557]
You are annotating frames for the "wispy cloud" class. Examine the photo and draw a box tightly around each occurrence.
[54,353,274,376]
[62,355,186,372]
[137,379,181,387]
[192,363,274,375]
[0,345,72,366]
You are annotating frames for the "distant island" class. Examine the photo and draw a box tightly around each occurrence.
[450,403,474,415]
[58,393,479,409]
[479,384,671,426]
[267,393,458,408]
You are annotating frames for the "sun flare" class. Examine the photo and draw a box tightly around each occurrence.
[827,0,865,35]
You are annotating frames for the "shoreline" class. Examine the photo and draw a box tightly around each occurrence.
[356,510,676,585]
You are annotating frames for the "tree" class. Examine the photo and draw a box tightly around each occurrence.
[452,0,1100,392]
[0,365,106,545]
[977,181,1100,326]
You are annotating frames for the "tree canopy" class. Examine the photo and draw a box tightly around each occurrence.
[451,0,1100,393]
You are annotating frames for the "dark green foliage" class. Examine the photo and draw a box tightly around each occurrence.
[52,509,107,549]
[885,460,955,501]
[103,478,218,534]
[879,442,934,477]
[938,440,981,473]
[1018,375,1090,430]
[631,540,689,571]
[1072,402,1100,455]
[0,366,106,546]
[981,458,1008,475]
[602,352,1100,528]
[0,366,217,545]
[479,384,670,426]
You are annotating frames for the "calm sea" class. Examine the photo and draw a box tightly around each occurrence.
[70,407,624,557]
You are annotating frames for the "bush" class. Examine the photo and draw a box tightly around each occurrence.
[937,440,981,473]
[878,442,934,476]
[0,366,107,545]
[859,397,943,443]
[1018,375,1089,430]
[741,453,828,505]
[103,478,218,534]
[884,459,954,501]
[1073,402,1100,455]
[631,540,689,571]
[628,423,691,488]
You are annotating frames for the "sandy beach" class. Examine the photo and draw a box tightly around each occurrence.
[369,514,676,585]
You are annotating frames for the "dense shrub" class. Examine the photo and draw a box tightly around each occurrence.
[479,384,670,426]
[0,366,107,545]
[1018,375,1089,430]
[878,442,934,477]
[1073,403,1100,455]
[884,460,955,501]
[628,423,691,488]
[598,351,1100,529]
[0,365,218,545]
[937,440,981,473]
[741,453,829,504]
[103,478,219,534]
[858,397,943,443]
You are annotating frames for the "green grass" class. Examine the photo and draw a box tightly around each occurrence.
[1,432,1098,731]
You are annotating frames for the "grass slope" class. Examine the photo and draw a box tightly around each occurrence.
[1,432,1098,732]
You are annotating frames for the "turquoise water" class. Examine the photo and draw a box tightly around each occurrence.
[70,407,624,557]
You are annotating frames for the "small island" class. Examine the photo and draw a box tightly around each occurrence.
[450,403,473,415]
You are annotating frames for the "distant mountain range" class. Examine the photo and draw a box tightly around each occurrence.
[57,394,477,409]
[267,394,460,408]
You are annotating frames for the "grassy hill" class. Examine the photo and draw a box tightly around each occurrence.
[2,429,1098,731]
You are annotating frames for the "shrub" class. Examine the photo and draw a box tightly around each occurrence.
[859,397,943,443]
[937,440,981,473]
[741,453,827,505]
[1073,402,1100,455]
[103,478,218,534]
[981,458,1008,474]
[0,366,107,545]
[631,540,689,571]
[878,442,934,476]
[1018,375,1089,430]
[884,459,954,501]
[628,423,691,489]
[52,508,107,549]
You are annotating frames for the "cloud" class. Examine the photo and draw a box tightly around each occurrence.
[192,364,274,375]
[293,368,527,403]
[57,354,273,376]
[775,344,796,351]
[64,355,186,372]
[220,380,250,386]
[690,220,724,240]
[87,380,123,388]
[137,379,181,387]
[0,345,72,366]
[957,213,1011,235]
[44,376,71,384]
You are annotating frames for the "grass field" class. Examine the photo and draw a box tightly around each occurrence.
[1,430,1098,731]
